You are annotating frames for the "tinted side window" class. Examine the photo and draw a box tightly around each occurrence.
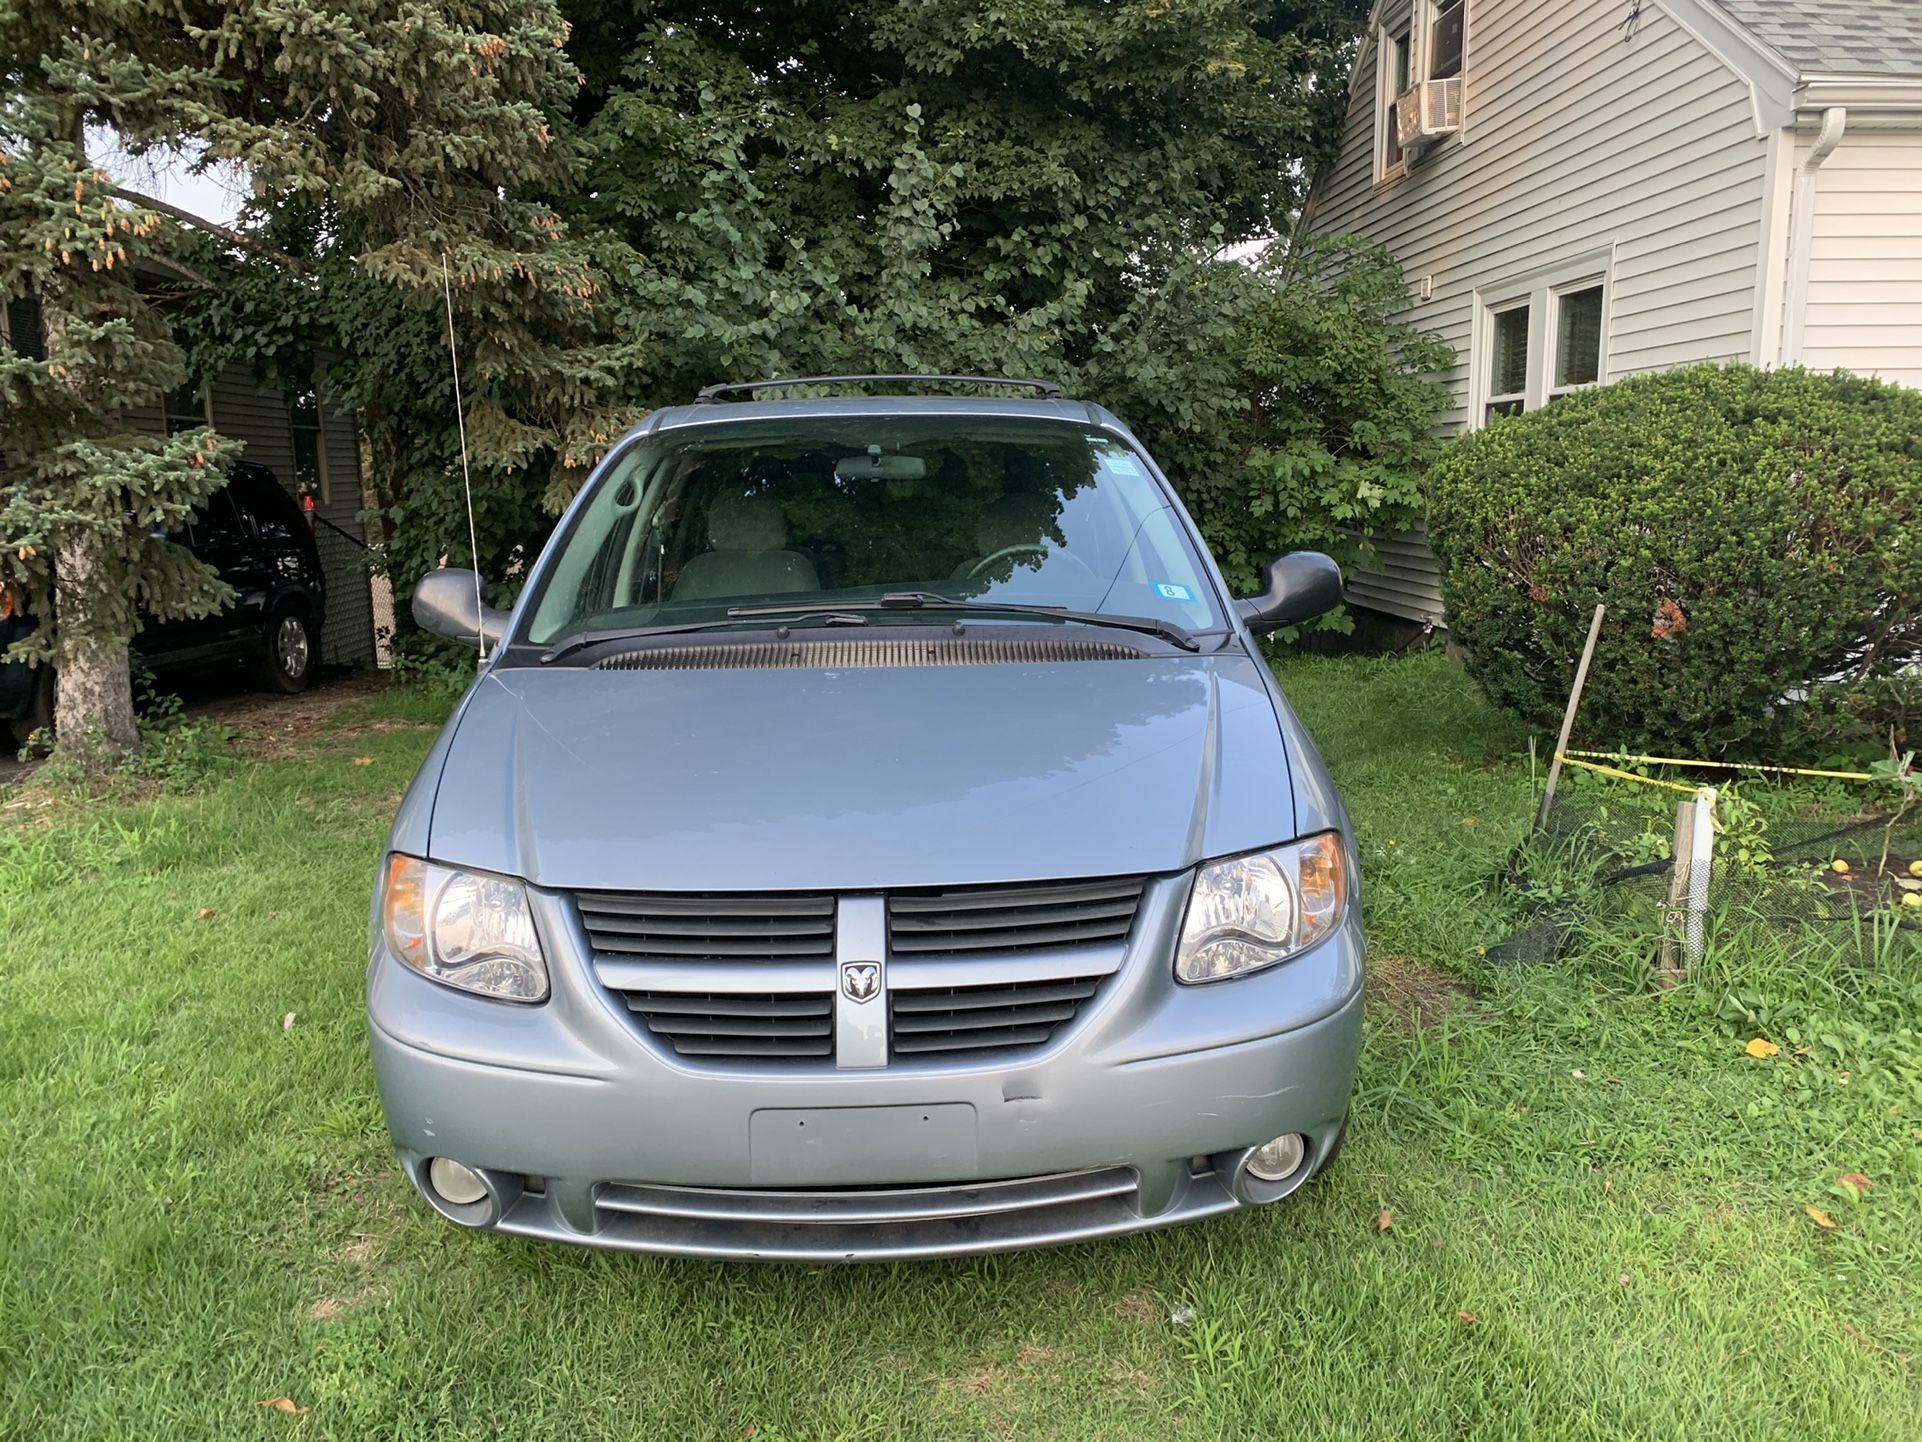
[230,474,302,544]
[194,490,251,549]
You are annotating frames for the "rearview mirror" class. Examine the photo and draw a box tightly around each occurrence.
[1234,552,1343,634]
[414,568,509,648]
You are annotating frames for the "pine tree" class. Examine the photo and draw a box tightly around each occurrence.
[183,2,651,531]
[3,3,643,754]
[0,16,236,761]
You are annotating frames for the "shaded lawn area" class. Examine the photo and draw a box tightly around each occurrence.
[2,654,1917,1440]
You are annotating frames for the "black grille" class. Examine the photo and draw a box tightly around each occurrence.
[890,975,1104,1057]
[887,876,1144,955]
[591,636,1143,671]
[620,990,834,1058]
[575,890,835,961]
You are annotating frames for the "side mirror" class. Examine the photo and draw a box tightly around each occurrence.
[1234,551,1344,634]
[413,568,510,648]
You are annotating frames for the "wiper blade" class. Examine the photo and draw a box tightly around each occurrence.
[541,612,869,663]
[874,591,1201,652]
[715,594,1200,651]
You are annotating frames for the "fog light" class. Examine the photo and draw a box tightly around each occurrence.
[1245,1133,1307,1183]
[427,1157,488,1206]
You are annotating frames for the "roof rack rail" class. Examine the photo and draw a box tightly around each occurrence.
[693,374,1066,404]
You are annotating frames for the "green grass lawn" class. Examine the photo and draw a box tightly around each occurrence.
[3,654,1918,1440]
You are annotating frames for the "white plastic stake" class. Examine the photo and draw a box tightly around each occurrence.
[1685,787,1716,967]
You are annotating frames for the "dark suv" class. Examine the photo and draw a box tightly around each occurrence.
[0,462,327,746]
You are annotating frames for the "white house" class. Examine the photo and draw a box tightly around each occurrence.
[1304,0,1922,628]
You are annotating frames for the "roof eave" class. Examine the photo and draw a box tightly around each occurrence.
[1795,74,1922,117]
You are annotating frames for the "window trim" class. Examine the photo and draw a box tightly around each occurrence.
[1420,0,1467,82]
[1547,281,1607,401]
[288,377,332,506]
[163,382,214,436]
[1482,301,1532,424]
[1373,24,1412,185]
[1470,251,1614,427]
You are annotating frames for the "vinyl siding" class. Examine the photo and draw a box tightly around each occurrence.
[1305,0,1770,622]
[1798,131,1922,388]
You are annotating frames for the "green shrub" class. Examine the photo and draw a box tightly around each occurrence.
[1427,364,1922,758]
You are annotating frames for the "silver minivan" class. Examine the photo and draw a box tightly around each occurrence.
[369,378,1364,1261]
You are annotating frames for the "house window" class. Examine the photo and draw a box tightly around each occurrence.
[1476,259,1611,424]
[2,295,45,360]
[1375,26,1411,182]
[1551,285,1605,395]
[164,383,211,435]
[289,382,328,505]
[1427,0,1466,80]
[1486,305,1530,422]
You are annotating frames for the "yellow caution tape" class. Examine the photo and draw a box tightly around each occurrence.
[1555,755,1707,795]
[1562,750,1875,782]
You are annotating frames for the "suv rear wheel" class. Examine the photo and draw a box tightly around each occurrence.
[253,605,316,693]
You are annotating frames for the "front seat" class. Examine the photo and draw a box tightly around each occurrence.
[672,492,820,602]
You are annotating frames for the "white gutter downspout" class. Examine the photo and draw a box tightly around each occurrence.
[1783,106,1847,365]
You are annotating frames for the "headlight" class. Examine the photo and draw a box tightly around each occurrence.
[1175,833,1348,983]
[380,855,548,1002]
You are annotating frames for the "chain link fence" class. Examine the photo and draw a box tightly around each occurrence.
[1492,781,1922,967]
[312,514,377,668]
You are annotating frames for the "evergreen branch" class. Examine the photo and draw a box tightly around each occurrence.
[106,186,305,271]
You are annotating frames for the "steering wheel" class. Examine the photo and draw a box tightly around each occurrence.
[967,545,1096,581]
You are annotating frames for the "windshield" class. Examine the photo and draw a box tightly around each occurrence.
[521,417,1221,646]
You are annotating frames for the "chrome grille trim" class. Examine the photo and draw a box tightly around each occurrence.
[594,959,835,994]
[596,1167,1138,1226]
[887,946,1124,988]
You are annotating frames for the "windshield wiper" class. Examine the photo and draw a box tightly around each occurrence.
[729,592,1200,652]
[540,612,869,663]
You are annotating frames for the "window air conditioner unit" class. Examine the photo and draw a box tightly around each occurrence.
[1395,78,1462,149]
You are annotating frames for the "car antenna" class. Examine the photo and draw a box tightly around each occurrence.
[440,252,488,667]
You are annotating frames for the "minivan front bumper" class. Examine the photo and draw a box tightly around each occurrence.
[367,874,1365,1261]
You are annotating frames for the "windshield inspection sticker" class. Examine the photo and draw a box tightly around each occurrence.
[1153,582,1195,602]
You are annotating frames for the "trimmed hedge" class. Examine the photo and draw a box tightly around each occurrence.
[1427,364,1922,758]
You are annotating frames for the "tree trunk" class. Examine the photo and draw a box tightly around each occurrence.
[53,530,141,762]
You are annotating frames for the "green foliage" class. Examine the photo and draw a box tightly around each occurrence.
[0,113,236,679]
[1099,238,1453,606]
[5,1,650,686]
[12,0,1438,666]
[1427,364,1922,757]
[544,3,1435,621]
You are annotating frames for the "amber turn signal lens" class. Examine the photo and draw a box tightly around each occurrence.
[382,854,428,968]
[1295,832,1347,945]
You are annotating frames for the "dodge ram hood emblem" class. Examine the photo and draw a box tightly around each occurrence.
[841,962,880,1003]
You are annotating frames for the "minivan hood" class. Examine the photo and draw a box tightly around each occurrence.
[425,653,1294,891]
